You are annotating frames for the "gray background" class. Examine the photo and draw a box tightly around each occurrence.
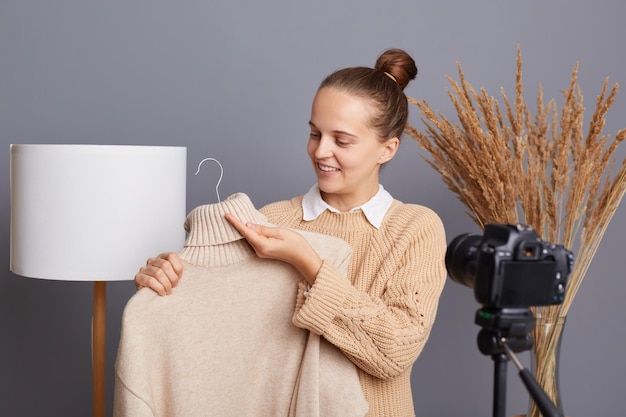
[1,1,625,416]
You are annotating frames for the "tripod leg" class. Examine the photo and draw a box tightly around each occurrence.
[493,353,508,417]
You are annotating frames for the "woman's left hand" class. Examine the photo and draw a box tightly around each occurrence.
[225,213,322,284]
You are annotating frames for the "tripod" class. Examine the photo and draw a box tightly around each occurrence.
[475,307,564,417]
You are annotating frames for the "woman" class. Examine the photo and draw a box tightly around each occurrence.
[135,48,447,417]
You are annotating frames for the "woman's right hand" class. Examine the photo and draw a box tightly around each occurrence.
[134,252,184,296]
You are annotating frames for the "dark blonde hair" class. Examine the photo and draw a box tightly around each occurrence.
[318,48,418,141]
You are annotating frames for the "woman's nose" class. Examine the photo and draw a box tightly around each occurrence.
[314,136,333,159]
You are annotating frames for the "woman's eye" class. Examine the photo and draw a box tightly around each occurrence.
[309,132,320,139]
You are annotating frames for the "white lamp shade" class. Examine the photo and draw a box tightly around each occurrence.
[10,144,187,281]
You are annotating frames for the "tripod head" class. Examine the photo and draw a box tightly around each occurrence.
[475,307,534,356]
[473,306,564,417]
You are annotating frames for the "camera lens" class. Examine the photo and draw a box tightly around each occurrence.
[445,233,482,289]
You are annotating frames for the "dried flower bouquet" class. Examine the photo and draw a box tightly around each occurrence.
[406,46,626,415]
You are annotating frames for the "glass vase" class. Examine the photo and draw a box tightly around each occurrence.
[527,315,566,417]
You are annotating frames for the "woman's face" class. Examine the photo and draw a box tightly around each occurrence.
[307,87,399,211]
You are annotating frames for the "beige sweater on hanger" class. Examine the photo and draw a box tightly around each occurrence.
[113,193,368,417]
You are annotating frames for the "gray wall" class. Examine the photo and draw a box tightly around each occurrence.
[2,1,625,416]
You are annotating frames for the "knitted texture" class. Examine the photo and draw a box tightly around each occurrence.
[114,193,368,417]
[260,196,447,417]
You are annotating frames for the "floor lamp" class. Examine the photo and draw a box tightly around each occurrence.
[9,144,187,417]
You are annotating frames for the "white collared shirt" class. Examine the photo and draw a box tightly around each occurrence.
[301,184,393,229]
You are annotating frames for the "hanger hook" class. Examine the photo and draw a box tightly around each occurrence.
[194,157,224,202]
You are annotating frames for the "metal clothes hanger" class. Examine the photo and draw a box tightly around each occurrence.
[194,157,224,202]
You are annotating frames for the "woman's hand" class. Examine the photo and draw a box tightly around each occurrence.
[225,213,322,284]
[134,252,184,296]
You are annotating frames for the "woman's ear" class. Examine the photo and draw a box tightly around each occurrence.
[379,137,400,164]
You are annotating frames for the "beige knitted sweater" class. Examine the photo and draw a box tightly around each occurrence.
[113,193,368,417]
[260,195,447,417]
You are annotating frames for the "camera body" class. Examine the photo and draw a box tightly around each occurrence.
[446,223,574,308]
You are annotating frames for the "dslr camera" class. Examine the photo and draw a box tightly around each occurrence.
[445,223,574,308]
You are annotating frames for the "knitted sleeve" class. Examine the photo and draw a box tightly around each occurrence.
[292,205,447,380]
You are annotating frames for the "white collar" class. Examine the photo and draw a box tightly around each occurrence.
[302,184,393,229]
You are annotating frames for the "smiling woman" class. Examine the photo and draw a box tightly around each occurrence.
[307,87,400,212]
[133,48,447,417]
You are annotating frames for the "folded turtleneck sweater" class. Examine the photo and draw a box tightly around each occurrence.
[113,193,368,417]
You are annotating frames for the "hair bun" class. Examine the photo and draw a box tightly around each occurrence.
[375,48,418,90]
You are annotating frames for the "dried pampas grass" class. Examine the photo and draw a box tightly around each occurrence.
[406,46,626,318]
[406,45,626,415]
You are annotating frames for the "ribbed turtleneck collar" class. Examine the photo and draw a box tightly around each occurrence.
[179,193,269,267]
